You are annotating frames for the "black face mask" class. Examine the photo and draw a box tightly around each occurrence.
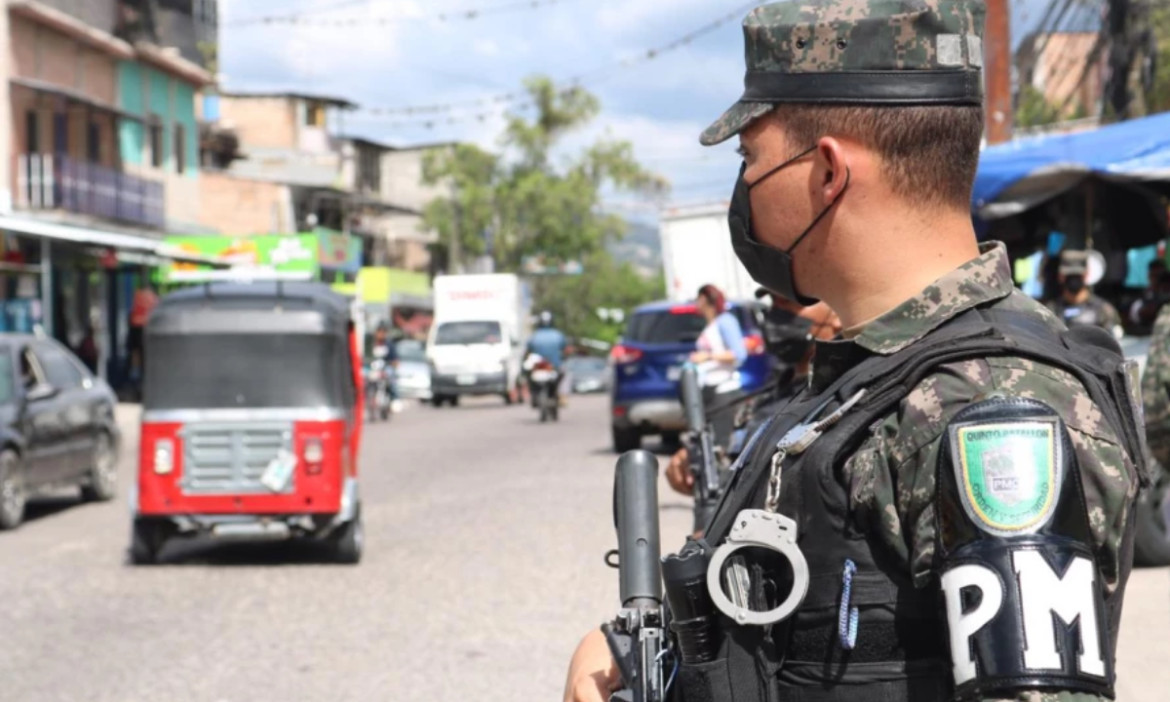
[728,146,849,305]
[761,308,815,364]
[1064,274,1087,294]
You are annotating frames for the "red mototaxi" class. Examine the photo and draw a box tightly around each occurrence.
[130,282,364,564]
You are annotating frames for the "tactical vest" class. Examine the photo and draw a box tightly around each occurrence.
[673,307,1148,702]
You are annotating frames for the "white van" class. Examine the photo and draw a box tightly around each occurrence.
[426,274,530,407]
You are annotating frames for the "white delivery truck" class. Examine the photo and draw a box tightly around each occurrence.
[427,273,531,407]
[659,202,759,302]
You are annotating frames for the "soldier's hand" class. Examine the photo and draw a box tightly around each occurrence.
[564,629,620,702]
[667,448,694,496]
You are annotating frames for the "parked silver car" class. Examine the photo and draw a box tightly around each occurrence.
[393,339,432,402]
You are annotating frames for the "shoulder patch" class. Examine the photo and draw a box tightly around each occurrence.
[949,418,1062,535]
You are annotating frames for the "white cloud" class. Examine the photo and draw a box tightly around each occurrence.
[473,38,501,57]
[595,0,722,34]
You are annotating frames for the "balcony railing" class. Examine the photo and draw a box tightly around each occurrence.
[14,154,165,229]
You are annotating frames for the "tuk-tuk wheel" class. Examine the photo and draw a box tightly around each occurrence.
[330,508,363,565]
[129,518,169,565]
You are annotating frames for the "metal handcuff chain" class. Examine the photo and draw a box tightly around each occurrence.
[707,389,869,627]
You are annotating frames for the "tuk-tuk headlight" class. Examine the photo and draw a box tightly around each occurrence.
[154,439,175,475]
[303,438,325,468]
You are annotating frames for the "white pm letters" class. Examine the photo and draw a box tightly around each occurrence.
[942,552,1105,686]
[1013,551,1106,677]
[941,564,1003,685]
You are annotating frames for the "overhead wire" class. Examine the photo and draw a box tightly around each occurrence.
[225,0,581,28]
[352,1,760,128]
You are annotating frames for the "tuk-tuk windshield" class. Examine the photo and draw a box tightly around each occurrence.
[434,321,502,346]
[144,334,352,409]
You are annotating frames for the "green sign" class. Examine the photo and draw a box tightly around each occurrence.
[953,421,1058,535]
[162,234,320,282]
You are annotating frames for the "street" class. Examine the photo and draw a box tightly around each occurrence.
[0,395,1166,702]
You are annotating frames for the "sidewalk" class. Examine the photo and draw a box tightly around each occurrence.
[115,403,141,437]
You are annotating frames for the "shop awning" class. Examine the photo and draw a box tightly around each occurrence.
[0,215,231,267]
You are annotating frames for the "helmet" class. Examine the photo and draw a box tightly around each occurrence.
[538,310,554,328]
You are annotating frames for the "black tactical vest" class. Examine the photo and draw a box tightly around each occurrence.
[673,307,1148,702]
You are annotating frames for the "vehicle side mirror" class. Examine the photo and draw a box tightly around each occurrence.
[25,383,58,403]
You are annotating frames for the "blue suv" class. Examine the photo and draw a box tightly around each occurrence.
[609,300,770,453]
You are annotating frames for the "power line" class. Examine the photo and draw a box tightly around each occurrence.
[225,0,580,28]
[354,1,758,124]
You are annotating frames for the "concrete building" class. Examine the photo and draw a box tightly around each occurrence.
[0,0,220,392]
[1016,31,1107,120]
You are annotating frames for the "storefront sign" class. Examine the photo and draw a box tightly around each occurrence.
[162,234,320,282]
[318,230,363,274]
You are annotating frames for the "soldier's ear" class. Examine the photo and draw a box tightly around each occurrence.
[815,137,849,204]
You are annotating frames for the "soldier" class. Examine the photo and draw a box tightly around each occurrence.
[1046,250,1124,338]
[564,1,1145,701]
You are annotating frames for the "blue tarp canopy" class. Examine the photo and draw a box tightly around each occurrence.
[973,112,1170,249]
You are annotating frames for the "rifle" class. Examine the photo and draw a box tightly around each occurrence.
[602,450,670,702]
[679,365,721,534]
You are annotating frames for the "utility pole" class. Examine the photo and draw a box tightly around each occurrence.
[984,0,1014,144]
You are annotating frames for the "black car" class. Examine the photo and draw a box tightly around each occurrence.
[0,334,120,529]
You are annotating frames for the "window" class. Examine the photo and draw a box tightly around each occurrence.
[25,111,39,152]
[33,343,84,390]
[173,123,185,173]
[434,321,503,346]
[0,352,15,406]
[87,122,101,163]
[306,102,325,127]
[149,117,164,168]
[19,348,46,392]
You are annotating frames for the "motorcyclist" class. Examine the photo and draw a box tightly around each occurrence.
[526,310,568,406]
[367,323,398,410]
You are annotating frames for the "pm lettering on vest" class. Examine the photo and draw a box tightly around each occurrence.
[941,544,1109,692]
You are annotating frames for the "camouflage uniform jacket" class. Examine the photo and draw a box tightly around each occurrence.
[1141,304,1170,467]
[824,242,1138,702]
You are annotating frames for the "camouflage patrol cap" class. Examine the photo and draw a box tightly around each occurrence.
[700,0,986,146]
[1059,250,1089,276]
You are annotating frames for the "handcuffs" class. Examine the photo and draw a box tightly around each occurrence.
[706,390,868,627]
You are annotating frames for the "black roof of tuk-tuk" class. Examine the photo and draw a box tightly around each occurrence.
[149,282,352,335]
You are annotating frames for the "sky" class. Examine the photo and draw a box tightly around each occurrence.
[218,0,1079,219]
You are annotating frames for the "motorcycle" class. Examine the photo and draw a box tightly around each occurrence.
[364,346,393,422]
[525,353,560,423]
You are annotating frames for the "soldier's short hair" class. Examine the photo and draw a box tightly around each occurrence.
[771,104,984,209]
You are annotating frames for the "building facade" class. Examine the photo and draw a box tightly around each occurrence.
[0,0,218,395]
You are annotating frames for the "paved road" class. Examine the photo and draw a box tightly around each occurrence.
[0,396,1165,701]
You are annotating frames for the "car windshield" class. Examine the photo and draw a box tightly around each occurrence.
[0,353,13,405]
[396,339,427,362]
[434,321,502,346]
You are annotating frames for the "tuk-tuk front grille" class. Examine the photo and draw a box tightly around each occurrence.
[180,422,294,494]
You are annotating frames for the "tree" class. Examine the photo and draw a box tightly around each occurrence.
[1150,3,1170,113]
[533,251,665,345]
[1016,85,1062,128]
[420,77,668,274]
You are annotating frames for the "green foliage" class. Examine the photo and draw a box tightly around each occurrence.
[1016,85,1062,128]
[1151,5,1170,114]
[533,251,665,345]
[420,76,668,274]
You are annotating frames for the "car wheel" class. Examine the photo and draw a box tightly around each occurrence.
[81,433,117,502]
[0,450,26,530]
[129,518,169,565]
[331,508,363,565]
[612,425,641,454]
[1134,479,1170,567]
